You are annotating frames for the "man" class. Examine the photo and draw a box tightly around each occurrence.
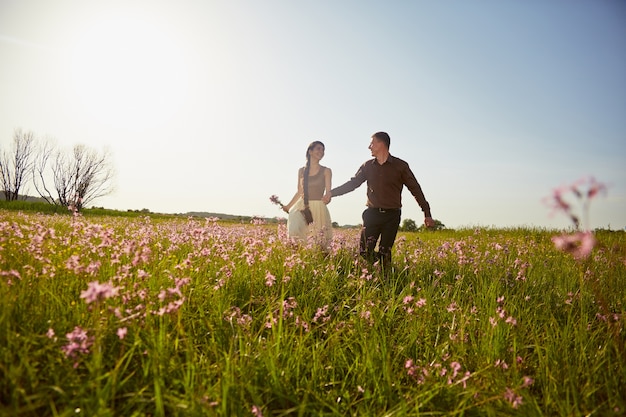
[330,131,435,265]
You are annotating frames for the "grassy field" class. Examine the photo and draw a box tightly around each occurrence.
[0,208,624,416]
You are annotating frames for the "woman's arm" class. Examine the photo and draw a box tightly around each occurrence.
[283,167,304,212]
[322,167,332,204]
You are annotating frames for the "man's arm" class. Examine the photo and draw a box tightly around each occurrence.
[330,163,367,197]
[402,165,432,219]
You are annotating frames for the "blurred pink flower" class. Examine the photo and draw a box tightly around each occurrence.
[251,405,263,417]
[551,231,596,260]
[545,176,607,230]
[585,176,607,199]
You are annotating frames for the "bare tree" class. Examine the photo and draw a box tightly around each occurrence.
[0,128,36,201]
[32,139,57,205]
[33,143,115,210]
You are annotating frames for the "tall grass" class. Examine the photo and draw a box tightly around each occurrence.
[0,209,624,416]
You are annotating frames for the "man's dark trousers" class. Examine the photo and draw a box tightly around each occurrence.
[360,207,402,265]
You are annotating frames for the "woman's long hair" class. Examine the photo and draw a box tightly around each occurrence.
[303,141,325,207]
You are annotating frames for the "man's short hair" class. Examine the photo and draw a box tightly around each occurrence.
[372,131,390,149]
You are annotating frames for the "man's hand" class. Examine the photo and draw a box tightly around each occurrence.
[424,217,436,228]
[322,193,332,204]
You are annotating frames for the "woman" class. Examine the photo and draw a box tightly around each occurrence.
[282,141,333,248]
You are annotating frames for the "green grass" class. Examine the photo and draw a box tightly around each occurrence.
[0,209,624,416]
[0,200,174,218]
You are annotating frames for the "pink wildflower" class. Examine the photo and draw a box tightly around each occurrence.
[505,316,518,326]
[495,359,509,370]
[61,326,93,358]
[1,270,21,284]
[313,305,330,323]
[117,327,127,340]
[446,302,458,313]
[46,328,55,339]
[360,310,373,326]
[405,359,418,378]
[450,361,462,378]
[295,316,310,332]
[80,280,120,304]
[458,371,471,388]
[265,272,276,287]
[503,388,523,409]
[521,376,534,388]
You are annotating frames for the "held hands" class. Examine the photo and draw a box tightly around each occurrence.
[322,193,332,204]
[424,217,436,228]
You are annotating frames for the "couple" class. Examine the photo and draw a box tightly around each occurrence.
[282,131,436,265]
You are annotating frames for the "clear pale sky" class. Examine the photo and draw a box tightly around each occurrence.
[1,0,625,229]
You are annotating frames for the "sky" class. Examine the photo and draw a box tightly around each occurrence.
[1,0,625,230]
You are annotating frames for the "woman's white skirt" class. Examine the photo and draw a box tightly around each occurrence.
[287,198,332,248]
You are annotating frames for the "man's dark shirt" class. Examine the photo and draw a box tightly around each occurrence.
[331,155,432,218]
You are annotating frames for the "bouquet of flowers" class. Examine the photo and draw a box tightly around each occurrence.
[269,195,285,209]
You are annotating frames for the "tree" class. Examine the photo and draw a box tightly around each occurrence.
[400,218,418,232]
[418,219,446,231]
[0,129,36,200]
[33,143,115,211]
[400,218,447,232]
[32,139,57,205]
